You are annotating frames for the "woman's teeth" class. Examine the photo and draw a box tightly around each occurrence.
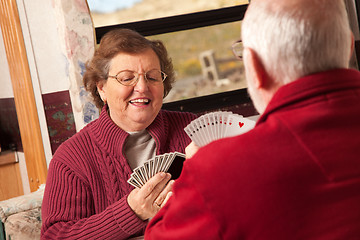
[130,99,150,104]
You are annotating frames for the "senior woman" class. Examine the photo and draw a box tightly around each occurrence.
[41,28,196,239]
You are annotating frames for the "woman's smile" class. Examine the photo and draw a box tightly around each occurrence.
[129,97,151,107]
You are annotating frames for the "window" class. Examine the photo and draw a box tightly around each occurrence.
[87,1,256,115]
[148,22,245,102]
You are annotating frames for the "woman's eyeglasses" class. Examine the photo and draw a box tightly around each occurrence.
[108,69,167,86]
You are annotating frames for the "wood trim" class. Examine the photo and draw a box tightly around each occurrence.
[0,0,47,191]
[0,161,24,201]
[0,151,17,166]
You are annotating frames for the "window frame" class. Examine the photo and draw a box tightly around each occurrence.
[95,5,248,42]
[93,4,257,115]
[92,4,256,115]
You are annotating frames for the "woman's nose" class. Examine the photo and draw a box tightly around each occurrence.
[134,74,149,92]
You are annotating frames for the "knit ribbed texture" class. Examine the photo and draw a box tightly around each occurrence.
[41,106,196,240]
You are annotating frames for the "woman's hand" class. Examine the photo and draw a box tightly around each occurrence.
[185,141,200,159]
[127,172,174,220]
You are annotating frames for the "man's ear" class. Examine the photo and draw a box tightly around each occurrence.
[244,47,268,89]
[350,32,355,60]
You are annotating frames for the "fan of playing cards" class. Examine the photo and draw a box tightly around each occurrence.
[128,152,186,188]
[184,111,256,147]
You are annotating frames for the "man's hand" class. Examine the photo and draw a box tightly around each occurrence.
[185,141,200,159]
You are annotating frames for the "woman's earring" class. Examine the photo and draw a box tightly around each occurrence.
[100,97,107,105]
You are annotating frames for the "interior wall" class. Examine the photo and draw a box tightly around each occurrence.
[15,0,98,165]
[15,0,54,168]
[0,0,97,195]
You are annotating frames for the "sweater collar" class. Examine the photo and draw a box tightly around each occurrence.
[258,68,360,124]
[90,105,129,157]
[90,105,166,156]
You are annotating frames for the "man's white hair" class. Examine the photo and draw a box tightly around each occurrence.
[242,0,353,84]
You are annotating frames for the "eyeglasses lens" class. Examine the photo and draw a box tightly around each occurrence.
[117,71,136,85]
[146,70,163,82]
[115,70,165,86]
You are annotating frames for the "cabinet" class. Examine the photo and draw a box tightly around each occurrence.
[0,151,23,201]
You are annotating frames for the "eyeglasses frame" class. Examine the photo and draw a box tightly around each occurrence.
[232,40,243,60]
[108,69,167,86]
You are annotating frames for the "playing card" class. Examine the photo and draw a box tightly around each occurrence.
[154,155,161,173]
[149,159,155,178]
[132,168,145,186]
[166,152,186,180]
[184,111,256,147]
[160,153,170,172]
[127,152,187,188]
[224,114,256,137]
[193,119,206,146]
[198,114,212,146]
[144,161,151,180]
[219,111,232,138]
[213,112,221,140]
[184,124,202,146]
[128,177,142,188]
[208,113,217,140]
[139,166,148,182]
[163,152,174,172]
[188,123,202,147]
[203,113,214,142]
